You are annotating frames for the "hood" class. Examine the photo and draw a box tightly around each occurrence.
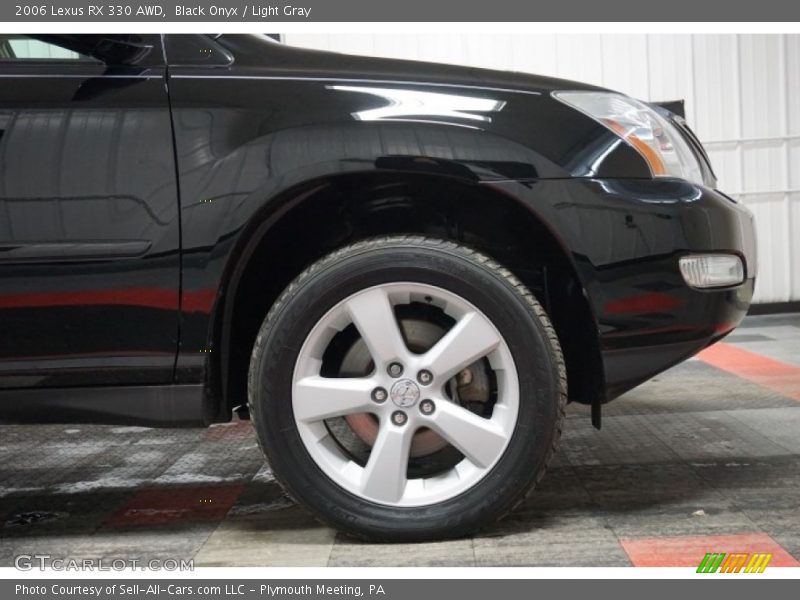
[216,34,608,95]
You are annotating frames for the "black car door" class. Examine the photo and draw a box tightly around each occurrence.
[0,34,181,388]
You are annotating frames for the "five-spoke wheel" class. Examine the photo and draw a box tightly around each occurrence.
[292,282,518,506]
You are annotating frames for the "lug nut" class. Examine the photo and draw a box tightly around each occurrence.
[417,369,433,385]
[419,399,435,415]
[387,362,404,377]
[371,387,388,403]
[391,411,407,426]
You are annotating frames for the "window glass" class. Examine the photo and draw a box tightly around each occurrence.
[0,36,96,62]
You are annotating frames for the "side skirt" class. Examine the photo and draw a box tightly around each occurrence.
[0,384,208,427]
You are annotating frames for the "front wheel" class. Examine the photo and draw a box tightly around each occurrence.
[248,236,566,541]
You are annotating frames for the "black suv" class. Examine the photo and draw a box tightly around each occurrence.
[0,34,756,541]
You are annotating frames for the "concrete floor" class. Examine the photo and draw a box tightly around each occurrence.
[1,313,799,567]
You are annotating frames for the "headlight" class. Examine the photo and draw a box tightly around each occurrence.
[554,91,704,185]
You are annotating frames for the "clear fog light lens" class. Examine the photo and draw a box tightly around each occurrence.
[679,254,744,288]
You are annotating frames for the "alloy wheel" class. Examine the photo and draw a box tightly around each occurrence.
[292,282,520,507]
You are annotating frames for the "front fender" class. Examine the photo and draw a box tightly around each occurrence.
[165,69,649,399]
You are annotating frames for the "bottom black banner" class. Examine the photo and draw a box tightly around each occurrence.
[2,579,793,600]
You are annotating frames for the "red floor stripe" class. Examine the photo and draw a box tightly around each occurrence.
[621,532,800,567]
[697,342,800,401]
[106,484,244,526]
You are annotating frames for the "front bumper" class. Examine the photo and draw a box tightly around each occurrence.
[578,181,757,399]
[489,177,757,402]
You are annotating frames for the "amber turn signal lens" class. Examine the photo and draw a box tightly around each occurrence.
[601,118,667,176]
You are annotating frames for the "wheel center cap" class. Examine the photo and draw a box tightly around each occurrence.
[390,378,421,408]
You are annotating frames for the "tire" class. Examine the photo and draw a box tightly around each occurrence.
[248,236,566,542]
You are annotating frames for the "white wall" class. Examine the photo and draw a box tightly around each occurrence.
[285,34,800,304]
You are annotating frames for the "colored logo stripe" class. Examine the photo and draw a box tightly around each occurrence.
[720,553,749,573]
[697,552,773,573]
[744,553,772,573]
[697,553,725,573]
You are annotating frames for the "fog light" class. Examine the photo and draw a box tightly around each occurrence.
[679,254,744,288]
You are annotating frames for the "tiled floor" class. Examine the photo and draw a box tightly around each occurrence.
[1,313,799,567]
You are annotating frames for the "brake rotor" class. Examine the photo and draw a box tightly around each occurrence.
[339,317,491,458]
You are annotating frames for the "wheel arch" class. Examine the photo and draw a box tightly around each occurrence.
[208,171,605,421]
